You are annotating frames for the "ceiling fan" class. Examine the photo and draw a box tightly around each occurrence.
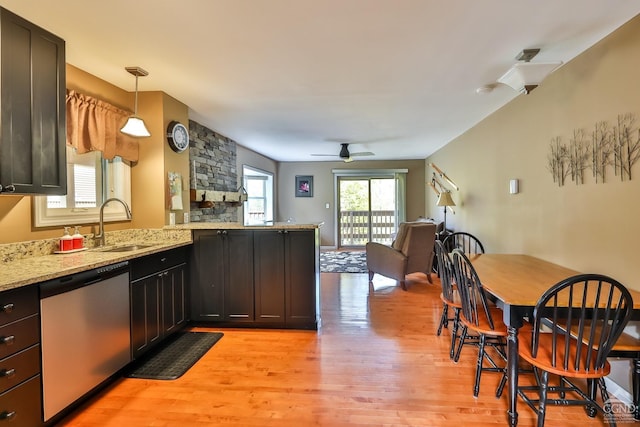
[311,143,375,162]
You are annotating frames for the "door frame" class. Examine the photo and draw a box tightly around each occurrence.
[332,169,408,249]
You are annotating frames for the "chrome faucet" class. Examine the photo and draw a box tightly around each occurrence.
[94,198,132,247]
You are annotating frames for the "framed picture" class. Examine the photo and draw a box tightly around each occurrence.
[295,175,313,197]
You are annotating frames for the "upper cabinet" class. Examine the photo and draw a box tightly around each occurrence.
[0,7,66,195]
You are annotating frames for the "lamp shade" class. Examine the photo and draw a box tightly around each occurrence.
[497,62,562,94]
[120,66,151,138]
[436,191,455,207]
[120,116,151,137]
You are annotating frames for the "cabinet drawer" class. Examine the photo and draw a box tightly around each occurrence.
[0,287,37,328]
[0,374,41,426]
[0,315,39,360]
[131,247,187,280]
[0,344,39,394]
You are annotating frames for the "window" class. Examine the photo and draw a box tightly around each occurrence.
[34,146,132,227]
[242,165,273,225]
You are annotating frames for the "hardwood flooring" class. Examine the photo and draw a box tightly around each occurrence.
[58,273,616,426]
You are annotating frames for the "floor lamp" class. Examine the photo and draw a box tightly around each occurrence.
[436,191,456,232]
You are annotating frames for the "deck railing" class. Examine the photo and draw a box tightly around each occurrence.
[339,210,395,246]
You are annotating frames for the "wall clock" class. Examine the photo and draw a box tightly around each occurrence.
[166,121,189,153]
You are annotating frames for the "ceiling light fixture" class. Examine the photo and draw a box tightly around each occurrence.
[120,66,151,137]
[497,49,562,95]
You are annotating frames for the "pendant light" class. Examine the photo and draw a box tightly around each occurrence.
[120,66,151,137]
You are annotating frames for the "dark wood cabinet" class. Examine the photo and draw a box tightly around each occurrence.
[284,230,318,326]
[253,230,286,323]
[0,286,42,426]
[130,247,188,360]
[190,230,254,323]
[0,7,66,195]
[191,228,319,329]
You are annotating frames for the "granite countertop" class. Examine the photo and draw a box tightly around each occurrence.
[170,221,323,230]
[0,229,193,292]
[0,223,323,293]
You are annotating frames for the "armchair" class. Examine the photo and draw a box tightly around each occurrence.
[366,222,437,290]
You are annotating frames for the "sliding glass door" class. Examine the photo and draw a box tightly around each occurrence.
[338,177,396,248]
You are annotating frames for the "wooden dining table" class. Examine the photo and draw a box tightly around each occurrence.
[469,254,640,427]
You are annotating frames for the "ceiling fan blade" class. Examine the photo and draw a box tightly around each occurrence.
[310,153,338,157]
[349,151,374,157]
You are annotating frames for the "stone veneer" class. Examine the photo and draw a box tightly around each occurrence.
[188,120,239,223]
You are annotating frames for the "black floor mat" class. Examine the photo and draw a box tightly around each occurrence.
[126,331,223,380]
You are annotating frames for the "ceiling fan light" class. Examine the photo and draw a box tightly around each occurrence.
[497,62,562,94]
[339,143,350,158]
[121,116,151,137]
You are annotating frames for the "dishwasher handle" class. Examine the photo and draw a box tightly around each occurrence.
[40,261,129,299]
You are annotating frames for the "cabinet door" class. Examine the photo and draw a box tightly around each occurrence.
[0,8,66,195]
[254,230,285,323]
[130,275,162,360]
[162,264,187,335]
[191,231,225,321]
[224,230,254,322]
[285,230,318,326]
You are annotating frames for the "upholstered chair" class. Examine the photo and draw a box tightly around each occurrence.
[366,222,437,290]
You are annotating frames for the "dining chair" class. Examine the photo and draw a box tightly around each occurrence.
[451,249,508,397]
[443,232,485,254]
[517,274,634,427]
[434,240,465,359]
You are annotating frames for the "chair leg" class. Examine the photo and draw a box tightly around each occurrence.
[585,379,597,418]
[473,334,486,397]
[400,280,407,291]
[633,358,640,421]
[537,370,549,427]
[426,272,433,284]
[449,309,460,360]
[454,325,468,363]
[368,270,374,282]
[437,303,448,336]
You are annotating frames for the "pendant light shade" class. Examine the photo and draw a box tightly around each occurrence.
[120,66,151,137]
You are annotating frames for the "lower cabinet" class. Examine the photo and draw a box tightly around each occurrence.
[191,228,319,329]
[0,286,41,426]
[130,247,188,360]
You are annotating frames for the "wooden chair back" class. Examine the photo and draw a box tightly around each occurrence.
[531,274,634,372]
[443,232,485,254]
[451,249,495,331]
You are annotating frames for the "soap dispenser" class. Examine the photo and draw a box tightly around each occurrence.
[72,226,84,250]
[60,227,73,252]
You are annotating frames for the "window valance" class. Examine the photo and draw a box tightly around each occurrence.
[65,90,139,162]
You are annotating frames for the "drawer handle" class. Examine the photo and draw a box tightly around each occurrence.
[0,369,15,378]
[0,411,15,420]
[0,336,14,346]
[0,304,13,314]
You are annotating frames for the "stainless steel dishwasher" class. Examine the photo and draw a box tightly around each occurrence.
[40,261,131,422]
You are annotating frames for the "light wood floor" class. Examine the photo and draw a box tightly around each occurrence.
[58,272,617,426]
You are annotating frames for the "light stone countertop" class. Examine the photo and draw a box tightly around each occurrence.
[169,222,323,230]
[0,229,192,292]
[0,223,322,293]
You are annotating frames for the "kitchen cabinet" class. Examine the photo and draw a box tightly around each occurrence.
[130,247,188,360]
[0,7,66,195]
[190,230,254,323]
[0,286,42,426]
[191,228,319,329]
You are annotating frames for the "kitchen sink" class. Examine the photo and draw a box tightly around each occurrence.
[95,244,155,252]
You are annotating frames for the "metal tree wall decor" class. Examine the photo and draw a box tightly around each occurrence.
[547,113,640,186]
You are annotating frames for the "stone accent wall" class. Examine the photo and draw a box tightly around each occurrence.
[188,120,239,222]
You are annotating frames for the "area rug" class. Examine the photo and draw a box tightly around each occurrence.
[320,251,367,273]
[126,331,223,380]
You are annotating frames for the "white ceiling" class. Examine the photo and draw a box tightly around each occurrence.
[1,1,639,162]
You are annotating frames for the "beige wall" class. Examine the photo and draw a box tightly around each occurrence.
[237,145,278,221]
[0,65,189,244]
[426,15,640,292]
[277,159,425,247]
